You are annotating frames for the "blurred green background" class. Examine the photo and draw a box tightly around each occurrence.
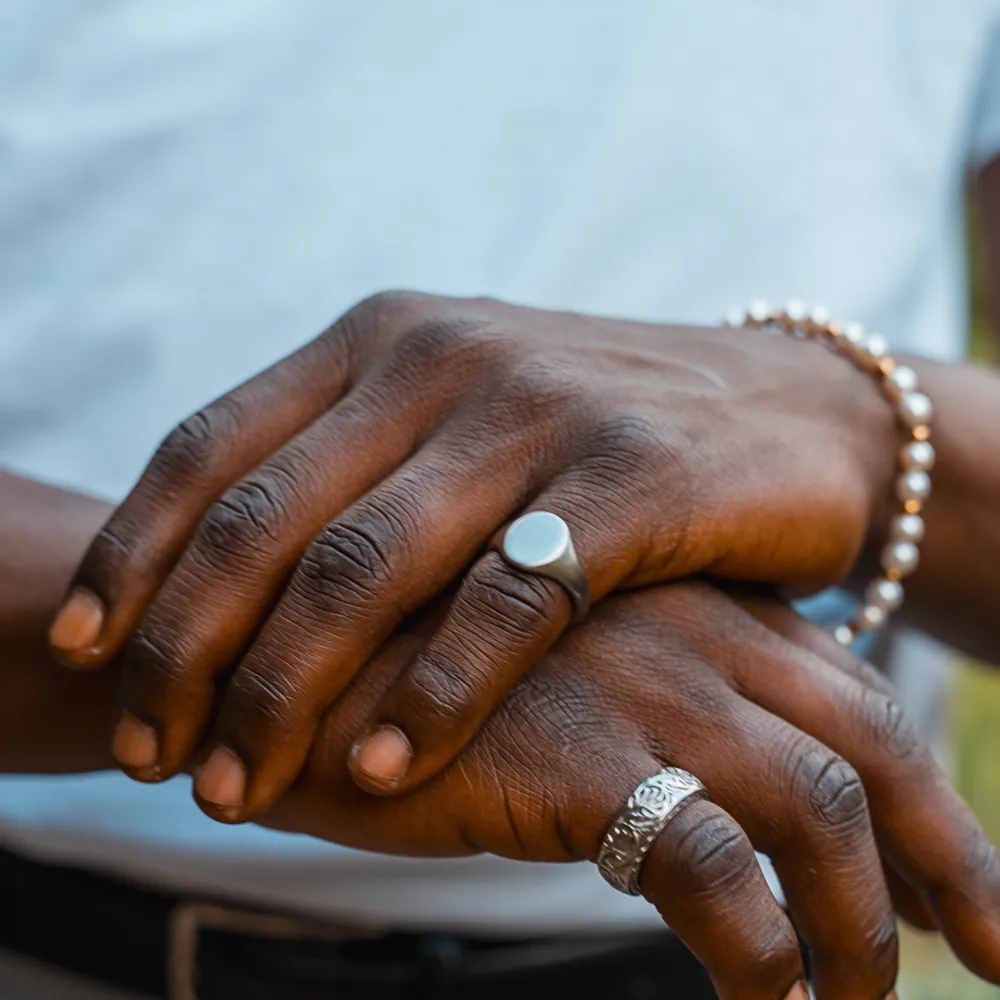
[897,207,1000,999]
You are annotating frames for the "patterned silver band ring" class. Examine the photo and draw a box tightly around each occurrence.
[597,768,709,896]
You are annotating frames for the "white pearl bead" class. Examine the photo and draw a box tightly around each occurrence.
[857,604,887,631]
[785,299,807,322]
[897,470,932,504]
[842,321,865,346]
[858,333,889,368]
[884,365,918,401]
[882,541,920,578]
[810,305,831,326]
[890,513,925,544]
[833,624,855,646]
[900,440,935,473]
[749,299,772,323]
[898,392,933,429]
[866,578,904,613]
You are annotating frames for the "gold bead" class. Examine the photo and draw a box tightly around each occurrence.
[886,568,903,582]
[911,425,931,442]
[903,499,923,514]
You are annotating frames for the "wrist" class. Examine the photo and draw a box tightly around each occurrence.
[0,472,118,772]
[729,304,932,640]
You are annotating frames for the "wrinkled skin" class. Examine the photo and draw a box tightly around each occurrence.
[36,288,1000,995]
[246,584,1000,1000]
[58,292,896,810]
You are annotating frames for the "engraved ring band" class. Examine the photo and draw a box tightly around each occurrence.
[597,768,710,896]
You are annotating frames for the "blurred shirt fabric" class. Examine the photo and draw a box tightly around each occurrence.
[2,0,1000,934]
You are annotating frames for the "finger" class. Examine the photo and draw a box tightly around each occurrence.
[620,613,900,1000]
[115,305,559,784]
[350,473,648,794]
[641,798,808,1000]
[187,437,539,815]
[48,325,361,669]
[721,726,899,999]
[112,353,463,781]
[562,747,805,1000]
[735,602,1000,984]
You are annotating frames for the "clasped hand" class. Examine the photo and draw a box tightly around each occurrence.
[50,293,1000,996]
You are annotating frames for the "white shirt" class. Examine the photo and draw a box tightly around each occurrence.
[2,0,1000,934]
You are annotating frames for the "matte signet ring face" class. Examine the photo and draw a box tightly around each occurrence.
[498,511,591,622]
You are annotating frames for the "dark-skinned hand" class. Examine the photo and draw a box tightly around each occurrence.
[245,583,1000,1000]
[50,291,900,808]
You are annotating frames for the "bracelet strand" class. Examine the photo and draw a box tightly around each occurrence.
[725,300,933,645]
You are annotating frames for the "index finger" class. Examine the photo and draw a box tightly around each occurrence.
[47,324,360,669]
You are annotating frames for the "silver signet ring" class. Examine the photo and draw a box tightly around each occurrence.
[497,511,591,623]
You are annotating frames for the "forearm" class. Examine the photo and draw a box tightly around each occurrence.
[866,358,1000,662]
[0,470,117,772]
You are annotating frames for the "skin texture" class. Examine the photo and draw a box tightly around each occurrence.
[48,288,1000,821]
[50,293,902,804]
[4,471,1000,998]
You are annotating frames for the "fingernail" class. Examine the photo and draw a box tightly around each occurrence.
[885,992,898,1000]
[49,588,105,656]
[784,982,809,1000]
[196,746,247,809]
[112,711,159,773]
[351,726,413,790]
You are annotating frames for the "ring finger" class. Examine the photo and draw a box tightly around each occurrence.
[623,645,900,1000]
[575,748,805,1000]
[349,469,647,794]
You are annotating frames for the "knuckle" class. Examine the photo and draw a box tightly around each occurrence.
[583,412,694,521]
[348,289,422,329]
[670,809,757,897]
[297,521,394,608]
[125,618,198,692]
[336,289,414,347]
[196,472,291,560]
[460,558,557,641]
[82,521,139,584]
[226,656,307,731]
[394,652,485,734]
[594,411,679,471]
[500,358,586,413]
[790,744,869,836]
[392,315,492,372]
[349,484,423,565]
[153,405,229,482]
[862,687,926,763]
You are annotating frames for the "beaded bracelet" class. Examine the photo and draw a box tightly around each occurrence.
[725,300,933,645]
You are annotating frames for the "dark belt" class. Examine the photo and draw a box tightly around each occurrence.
[0,846,716,999]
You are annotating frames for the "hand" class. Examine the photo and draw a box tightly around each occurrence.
[51,292,896,805]
[252,583,1000,999]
